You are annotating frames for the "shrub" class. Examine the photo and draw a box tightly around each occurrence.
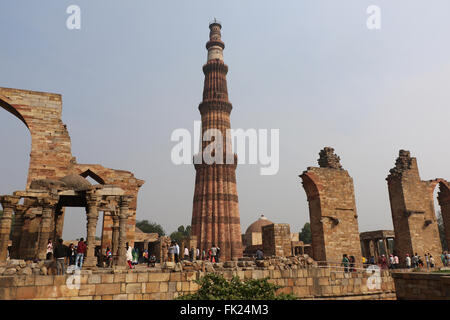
[176,273,296,300]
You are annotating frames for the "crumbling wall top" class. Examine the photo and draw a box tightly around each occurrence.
[318,147,342,169]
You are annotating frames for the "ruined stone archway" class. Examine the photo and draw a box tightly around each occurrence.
[300,147,362,265]
[386,150,444,267]
[429,179,450,251]
[0,86,145,261]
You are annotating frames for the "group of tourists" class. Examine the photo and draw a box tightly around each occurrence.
[360,250,450,270]
[44,238,87,275]
[341,254,357,272]
[167,242,221,263]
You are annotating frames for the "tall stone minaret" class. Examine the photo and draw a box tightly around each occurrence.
[191,20,243,261]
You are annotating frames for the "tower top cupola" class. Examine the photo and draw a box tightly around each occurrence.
[206,19,225,62]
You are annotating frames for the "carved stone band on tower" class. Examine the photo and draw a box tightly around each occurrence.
[191,21,243,261]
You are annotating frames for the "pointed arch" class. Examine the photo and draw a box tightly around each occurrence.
[80,169,106,185]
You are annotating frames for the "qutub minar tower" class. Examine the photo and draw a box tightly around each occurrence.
[191,20,243,261]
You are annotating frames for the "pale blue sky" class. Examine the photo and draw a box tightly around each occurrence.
[1,1,449,240]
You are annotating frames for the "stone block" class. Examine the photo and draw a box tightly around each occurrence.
[101,274,114,283]
[35,275,53,286]
[145,282,160,293]
[125,273,138,283]
[148,273,170,282]
[15,286,37,300]
[88,274,101,284]
[95,283,121,296]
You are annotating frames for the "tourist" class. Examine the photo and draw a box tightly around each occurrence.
[75,238,87,269]
[210,244,218,263]
[68,243,76,266]
[441,252,446,266]
[362,256,366,267]
[256,249,264,260]
[148,254,156,267]
[175,242,180,263]
[341,254,349,273]
[216,246,221,263]
[429,255,435,268]
[446,251,450,266]
[369,256,375,265]
[189,247,195,262]
[393,254,399,269]
[425,253,430,269]
[184,246,189,260]
[126,243,133,269]
[46,239,53,260]
[105,247,112,267]
[349,255,355,272]
[405,254,411,269]
[412,253,418,268]
[202,249,206,261]
[196,247,200,260]
[388,254,394,269]
[417,255,424,268]
[54,238,68,275]
[168,242,175,262]
[132,247,138,266]
[380,254,388,269]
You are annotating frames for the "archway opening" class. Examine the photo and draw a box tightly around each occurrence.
[0,101,31,195]
[434,182,449,251]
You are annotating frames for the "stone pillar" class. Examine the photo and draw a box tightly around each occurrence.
[10,205,26,259]
[117,196,131,266]
[37,197,58,260]
[0,196,19,261]
[84,193,100,268]
[112,215,119,256]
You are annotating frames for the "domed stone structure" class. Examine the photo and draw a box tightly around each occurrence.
[59,174,92,191]
[242,215,274,250]
[245,215,274,235]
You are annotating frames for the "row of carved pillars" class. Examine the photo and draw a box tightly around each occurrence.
[0,195,132,267]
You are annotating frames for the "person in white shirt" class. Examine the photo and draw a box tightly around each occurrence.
[175,242,180,263]
[405,254,411,269]
[184,247,189,260]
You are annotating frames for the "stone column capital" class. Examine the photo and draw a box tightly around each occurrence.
[86,192,101,207]
[40,196,59,209]
[0,195,20,210]
[119,195,132,209]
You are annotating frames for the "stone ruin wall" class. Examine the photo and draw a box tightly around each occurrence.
[0,263,395,300]
[300,148,362,265]
[0,87,144,250]
[387,150,447,267]
[262,224,292,257]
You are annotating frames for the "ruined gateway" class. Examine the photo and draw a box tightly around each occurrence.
[0,87,144,266]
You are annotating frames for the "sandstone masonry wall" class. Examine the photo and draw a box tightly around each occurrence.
[0,267,395,300]
[392,271,450,300]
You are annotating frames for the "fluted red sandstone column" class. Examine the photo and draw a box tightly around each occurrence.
[191,21,243,261]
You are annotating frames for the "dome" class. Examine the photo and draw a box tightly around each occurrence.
[59,174,92,191]
[245,215,274,235]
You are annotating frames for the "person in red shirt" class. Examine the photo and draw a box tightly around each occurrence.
[75,238,87,269]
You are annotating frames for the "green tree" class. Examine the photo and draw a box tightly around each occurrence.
[437,211,448,251]
[299,222,311,244]
[177,273,296,300]
[170,225,191,243]
[136,220,165,237]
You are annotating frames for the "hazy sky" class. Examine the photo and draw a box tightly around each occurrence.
[0,1,449,240]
